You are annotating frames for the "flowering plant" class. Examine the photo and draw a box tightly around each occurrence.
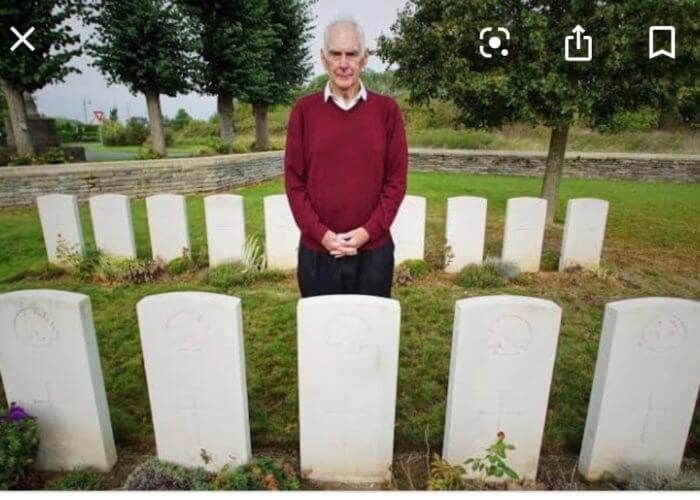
[0,402,39,489]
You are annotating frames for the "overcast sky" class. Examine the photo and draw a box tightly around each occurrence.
[32,0,408,123]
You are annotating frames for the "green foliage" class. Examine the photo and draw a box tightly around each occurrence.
[124,118,149,146]
[678,86,700,128]
[7,154,34,166]
[56,119,98,143]
[394,259,429,286]
[169,108,193,130]
[426,454,468,490]
[141,128,175,149]
[0,1,83,92]
[454,258,514,288]
[465,432,519,487]
[94,256,165,284]
[165,256,194,275]
[86,0,197,97]
[212,456,300,491]
[55,240,100,279]
[45,469,106,490]
[123,458,213,490]
[598,108,659,134]
[0,405,39,490]
[206,262,253,288]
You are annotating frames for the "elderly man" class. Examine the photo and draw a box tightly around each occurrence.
[284,14,408,298]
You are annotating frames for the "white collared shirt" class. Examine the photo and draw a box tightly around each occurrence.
[323,79,368,111]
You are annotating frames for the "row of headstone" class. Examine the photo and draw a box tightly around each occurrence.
[37,193,607,275]
[445,196,609,274]
[2,290,697,482]
[37,193,247,266]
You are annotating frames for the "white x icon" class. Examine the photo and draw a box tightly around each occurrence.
[10,26,35,52]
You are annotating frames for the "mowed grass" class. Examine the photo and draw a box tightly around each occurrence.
[0,172,698,458]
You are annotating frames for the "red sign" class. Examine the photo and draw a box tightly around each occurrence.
[93,110,105,122]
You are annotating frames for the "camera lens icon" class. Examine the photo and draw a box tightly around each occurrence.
[480,27,510,58]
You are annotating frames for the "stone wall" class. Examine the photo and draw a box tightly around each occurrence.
[0,149,697,207]
[408,149,700,183]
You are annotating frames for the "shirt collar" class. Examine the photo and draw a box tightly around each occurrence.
[323,79,368,104]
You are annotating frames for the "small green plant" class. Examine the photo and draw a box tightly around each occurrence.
[35,148,69,165]
[454,258,508,288]
[93,255,165,284]
[123,457,213,490]
[135,149,166,160]
[55,239,100,279]
[212,456,300,491]
[45,469,106,490]
[465,432,519,489]
[165,249,194,275]
[7,154,33,166]
[394,259,429,286]
[241,234,266,273]
[426,454,467,490]
[0,403,39,489]
[206,262,253,288]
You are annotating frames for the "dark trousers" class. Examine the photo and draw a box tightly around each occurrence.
[297,238,395,298]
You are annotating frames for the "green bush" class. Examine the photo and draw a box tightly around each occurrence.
[123,458,213,490]
[174,119,218,140]
[94,256,165,284]
[45,469,106,490]
[598,107,659,133]
[7,154,33,166]
[678,86,699,128]
[124,118,149,145]
[166,256,194,275]
[142,127,175,149]
[212,456,300,491]
[101,120,127,146]
[394,259,429,286]
[36,148,69,165]
[206,262,253,288]
[0,404,39,489]
[454,260,508,288]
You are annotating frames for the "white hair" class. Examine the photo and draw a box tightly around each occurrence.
[323,13,366,53]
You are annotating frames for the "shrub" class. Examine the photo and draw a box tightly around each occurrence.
[166,255,194,275]
[203,136,233,154]
[55,241,100,279]
[0,403,39,489]
[142,128,175,149]
[123,458,213,490]
[212,456,300,491]
[454,258,514,288]
[35,148,69,165]
[426,454,468,491]
[101,120,126,146]
[45,469,106,490]
[206,262,253,288]
[7,154,33,166]
[135,150,165,160]
[394,259,429,286]
[93,256,165,284]
[124,118,149,146]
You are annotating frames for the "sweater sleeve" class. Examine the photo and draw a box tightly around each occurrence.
[284,101,329,244]
[361,98,408,242]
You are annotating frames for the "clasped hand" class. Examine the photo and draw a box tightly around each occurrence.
[321,227,370,258]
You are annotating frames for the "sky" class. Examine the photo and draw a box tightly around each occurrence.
[33,0,409,123]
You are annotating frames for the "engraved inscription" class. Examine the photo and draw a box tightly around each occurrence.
[487,315,532,355]
[165,310,209,351]
[638,392,669,445]
[639,316,686,353]
[14,307,59,346]
[478,390,521,432]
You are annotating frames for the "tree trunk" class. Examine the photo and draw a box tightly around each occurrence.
[145,91,166,155]
[0,77,34,156]
[218,91,234,145]
[4,114,16,152]
[540,124,570,225]
[253,102,269,151]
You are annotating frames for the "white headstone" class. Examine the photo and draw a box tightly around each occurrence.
[298,295,401,483]
[0,290,117,471]
[559,198,608,271]
[443,295,562,481]
[37,194,85,264]
[391,195,426,265]
[501,197,547,274]
[264,195,299,270]
[204,194,246,267]
[444,196,487,273]
[136,292,251,471]
[578,297,700,481]
[145,194,190,263]
[89,194,137,259]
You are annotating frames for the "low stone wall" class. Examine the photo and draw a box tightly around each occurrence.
[0,151,284,207]
[0,149,697,207]
[409,149,700,183]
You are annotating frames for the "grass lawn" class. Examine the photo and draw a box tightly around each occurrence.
[0,172,698,461]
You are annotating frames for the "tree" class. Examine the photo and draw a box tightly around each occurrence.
[177,0,272,146]
[378,0,699,223]
[0,1,83,155]
[170,108,192,131]
[109,107,118,122]
[86,0,197,155]
[244,0,314,151]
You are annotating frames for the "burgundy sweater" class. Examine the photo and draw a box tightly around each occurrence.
[284,90,408,252]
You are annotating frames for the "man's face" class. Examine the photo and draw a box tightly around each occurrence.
[322,22,368,91]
